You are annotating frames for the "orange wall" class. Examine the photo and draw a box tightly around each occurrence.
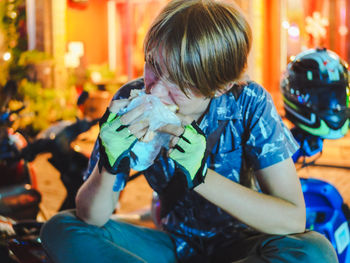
[347,0,350,63]
[66,0,108,65]
[262,0,281,94]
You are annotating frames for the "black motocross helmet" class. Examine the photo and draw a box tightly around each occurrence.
[281,48,350,139]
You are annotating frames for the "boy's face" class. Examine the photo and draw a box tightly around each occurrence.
[144,62,210,121]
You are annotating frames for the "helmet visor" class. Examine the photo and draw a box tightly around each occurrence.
[300,83,349,112]
[303,84,350,129]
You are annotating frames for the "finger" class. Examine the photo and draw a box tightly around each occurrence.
[157,124,184,137]
[128,119,149,135]
[109,99,129,113]
[120,103,150,125]
[133,127,149,140]
[169,136,179,148]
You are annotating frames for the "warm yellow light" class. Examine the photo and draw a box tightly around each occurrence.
[288,24,300,38]
[65,41,84,68]
[91,71,102,83]
[68,42,84,57]
[282,21,290,29]
[339,25,348,36]
[73,145,81,152]
[9,11,17,19]
[305,12,329,39]
[64,53,80,68]
[3,52,11,61]
[49,133,56,140]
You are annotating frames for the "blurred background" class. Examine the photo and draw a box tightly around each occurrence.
[0,0,349,219]
[1,0,350,124]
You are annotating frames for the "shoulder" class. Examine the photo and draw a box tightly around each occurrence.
[218,81,272,120]
[205,81,270,123]
[236,81,275,120]
[238,81,271,105]
[112,77,145,100]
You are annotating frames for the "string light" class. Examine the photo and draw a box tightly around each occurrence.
[3,52,11,61]
[305,12,329,40]
[282,21,290,29]
[339,25,348,36]
[288,24,300,38]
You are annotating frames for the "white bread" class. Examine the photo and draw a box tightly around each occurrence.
[129,89,141,99]
[166,104,178,113]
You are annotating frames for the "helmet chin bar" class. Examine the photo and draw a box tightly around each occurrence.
[298,119,349,140]
[283,97,349,139]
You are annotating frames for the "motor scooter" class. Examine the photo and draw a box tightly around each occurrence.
[0,89,98,262]
[0,80,41,222]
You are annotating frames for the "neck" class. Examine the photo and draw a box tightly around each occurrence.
[193,98,211,124]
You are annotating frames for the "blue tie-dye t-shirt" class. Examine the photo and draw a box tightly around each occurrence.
[85,78,300,259]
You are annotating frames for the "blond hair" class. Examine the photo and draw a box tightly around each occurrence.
[144,0,252,97]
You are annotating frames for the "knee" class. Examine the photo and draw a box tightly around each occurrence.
[40,210,82,246]
[297,231,338,263]
[261,231,338,263]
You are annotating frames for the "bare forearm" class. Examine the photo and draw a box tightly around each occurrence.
[194,169,305,235]
[75,165,119,227]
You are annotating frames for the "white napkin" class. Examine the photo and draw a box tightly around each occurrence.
[119,91,181,171]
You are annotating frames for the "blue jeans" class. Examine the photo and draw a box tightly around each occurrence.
[40,210,177,263]
[40,210,338,263]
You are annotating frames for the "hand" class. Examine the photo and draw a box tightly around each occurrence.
[98,100,150,174]
[160,121,208,189]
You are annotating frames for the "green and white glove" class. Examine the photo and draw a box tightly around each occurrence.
[169,121,208,189]
[98,108,137,174]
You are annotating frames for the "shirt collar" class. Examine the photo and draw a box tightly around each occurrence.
[199,91,242,134]
[209,92,242,121]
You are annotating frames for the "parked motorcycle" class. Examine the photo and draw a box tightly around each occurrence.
[0,80,41,221]
[0,88,98,262]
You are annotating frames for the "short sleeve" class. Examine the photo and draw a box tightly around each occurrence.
[241,83,299,170]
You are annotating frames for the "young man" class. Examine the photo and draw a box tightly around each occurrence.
[40,1,337,262]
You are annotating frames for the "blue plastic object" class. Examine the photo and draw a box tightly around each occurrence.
[291,128,323,163]
[301,178,350,263]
